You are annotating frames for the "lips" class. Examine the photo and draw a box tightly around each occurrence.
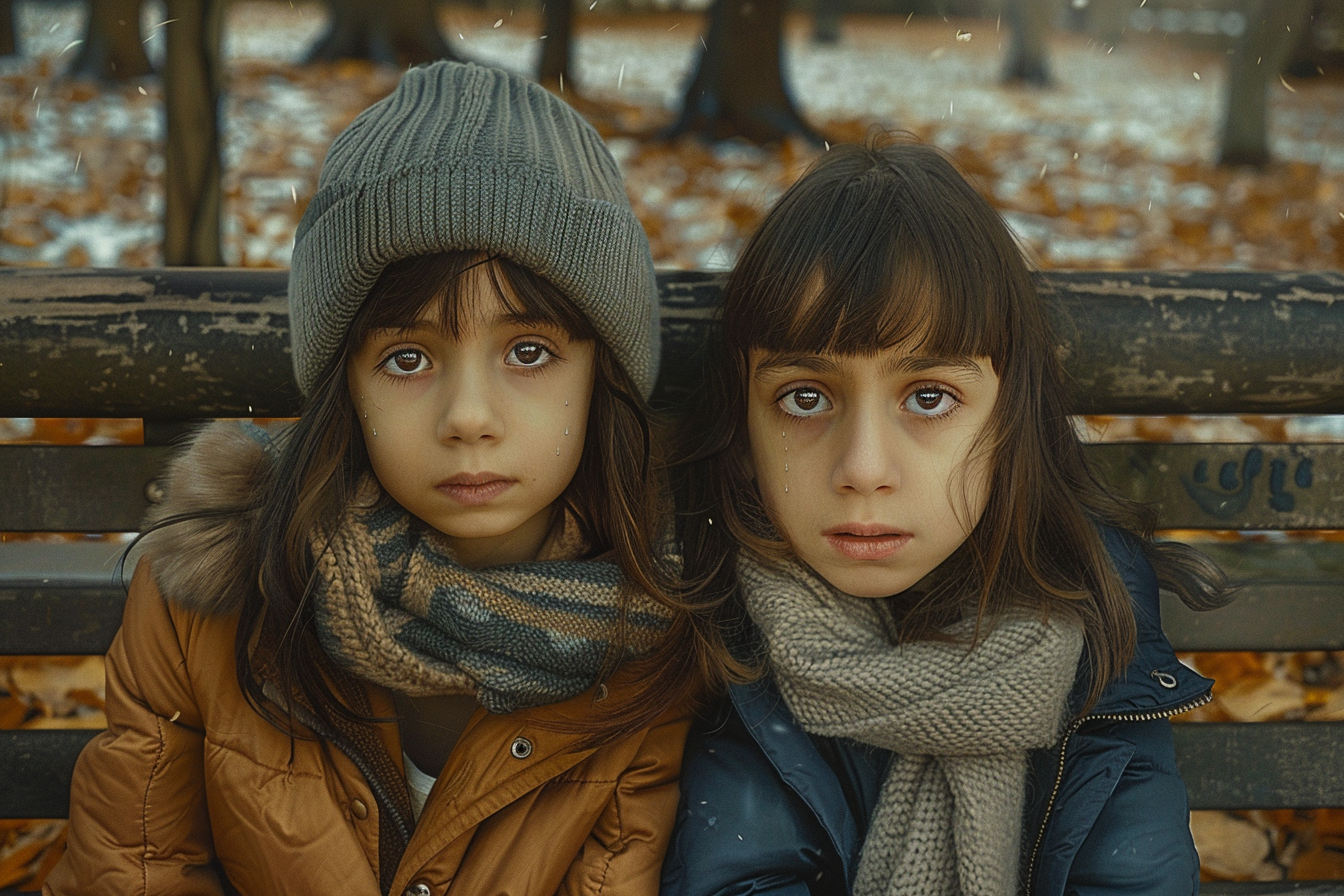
[823,523,911,561]
[436,472,514,506]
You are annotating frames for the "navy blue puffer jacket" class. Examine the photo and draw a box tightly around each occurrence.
[661,528,1212,896]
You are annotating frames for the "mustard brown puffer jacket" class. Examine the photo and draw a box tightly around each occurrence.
[45,425,693,896]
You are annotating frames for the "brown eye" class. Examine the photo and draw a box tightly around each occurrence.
[780,387,831,417]
[914,390,942,410]
[380,349,428,376]
[507,342,554,368]
[906,388,955,417]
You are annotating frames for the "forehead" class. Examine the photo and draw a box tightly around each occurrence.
[362,260,557,340]
[749,346,992,380]
[403,280,515,329]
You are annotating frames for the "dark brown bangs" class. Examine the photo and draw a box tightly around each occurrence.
[352,250,598,346]
[723,140,1020,368]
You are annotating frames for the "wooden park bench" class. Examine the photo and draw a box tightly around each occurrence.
[2,266,1344,893]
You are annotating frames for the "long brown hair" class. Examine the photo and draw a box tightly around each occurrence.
[675,136,1230,711]
[238,251,712,745]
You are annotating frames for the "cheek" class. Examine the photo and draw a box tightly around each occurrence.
[547,383,594,478]
[944,435,996,531]
[564,408,590,459]
[361,437,405,504]
[747,434,806,539]
[962,453,996,522]
[746,419,785,491]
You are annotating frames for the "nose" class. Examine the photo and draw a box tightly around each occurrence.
[435,360,501,443]
[832,405,899,495]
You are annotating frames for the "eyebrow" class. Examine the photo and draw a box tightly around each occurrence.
[752,354,842,379]
[888,355,986,379]
[369,311,561,340]
[753,351,986,381]
[498,311,562,329]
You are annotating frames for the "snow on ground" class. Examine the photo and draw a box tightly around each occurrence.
[0,0,1341,274]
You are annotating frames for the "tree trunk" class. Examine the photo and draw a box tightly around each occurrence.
[1001,0,1053,86]
[537,0,574,89]
[68,0,154,81]
[0,1,16,57]
[1086,0,1128,48]
[811,0,844,45]
[163,0,224,266]
[1218,0,1313,166]
[306,0,457,66]
[667,0,818,145]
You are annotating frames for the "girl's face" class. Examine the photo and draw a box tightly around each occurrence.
[347,267,596,568]
[746,343,1000,598]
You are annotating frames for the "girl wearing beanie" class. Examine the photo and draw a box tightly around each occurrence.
[48,61,723,896]
[660,137,1232,896]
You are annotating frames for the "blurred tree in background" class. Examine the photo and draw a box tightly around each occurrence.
[668,0,820,143]
[306,0,460,66]
[68,0,151,81]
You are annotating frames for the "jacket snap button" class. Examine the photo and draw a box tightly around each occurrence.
[405,883,432,896]
[510,736,533,759]
[1151,669,1178,689]
[350,799,368,820]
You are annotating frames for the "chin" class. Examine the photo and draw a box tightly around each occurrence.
[814,567,915,600]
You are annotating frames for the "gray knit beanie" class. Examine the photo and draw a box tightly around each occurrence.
[288,61,660,397]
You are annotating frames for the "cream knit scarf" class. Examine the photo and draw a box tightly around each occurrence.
[739,555,1084,896]
[310,478,674,713]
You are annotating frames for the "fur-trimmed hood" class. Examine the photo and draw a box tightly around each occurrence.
[135,421,287,617]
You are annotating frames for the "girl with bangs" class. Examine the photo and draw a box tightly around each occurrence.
[49,62,728,896]
[661,136,1230,896]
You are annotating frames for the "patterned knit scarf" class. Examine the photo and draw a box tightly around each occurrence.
[739,555,1084,896]
[310,478,675,714]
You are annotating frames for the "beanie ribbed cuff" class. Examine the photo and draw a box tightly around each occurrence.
[288,62,660,398]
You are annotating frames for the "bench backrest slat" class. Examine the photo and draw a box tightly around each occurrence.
[1175,722,1344,810]
[0,587,127,656]
[1162,583,1344,652]
[5,442,1342,533]
[0,445,173,532]
[0,730,96,820]
[1087,443,1343,530]
[11,581,1343,658]
[5,269,1344,418]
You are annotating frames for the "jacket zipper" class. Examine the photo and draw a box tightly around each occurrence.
[1024,689,1212,894]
